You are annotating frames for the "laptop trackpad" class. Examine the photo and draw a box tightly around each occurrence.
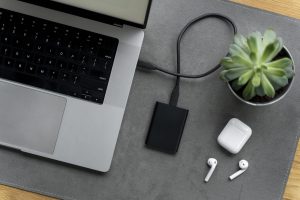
[0,82,66,154]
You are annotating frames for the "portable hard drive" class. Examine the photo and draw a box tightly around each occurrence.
[145,102,189,154]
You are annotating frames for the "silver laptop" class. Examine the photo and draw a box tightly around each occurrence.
[0,0,151,172]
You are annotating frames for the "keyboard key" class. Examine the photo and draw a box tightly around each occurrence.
[0,11,4,22]
[59,72,69,81]
[45,46,56,55]
[72,75,79,84]
[1,34,10,44]
[42,23,49,30]
[43,35,52,45]
[37,67,47,76]
[49,70,58,80]
[24,52,34,61]
[34,55,44,65]
[90,69,107,81]
[13,37,23,47]
[59,84,80,96]
[91,91,105,99]
[88,46,97,55]
[24,41,33,50]
[56,60,67,69]
[45,57,56,66]
[44,81,58,91]
[35,44,43,52]
[83,89,104,103]
[0,46,11,56]
[68,51,78,61]
[98,48,112,58]
[30,20,37,29]
[15,16,27,28]
[68,63,78,72]
[12,49,22,59]
[65,40,73,49]
[8,14,16,23]
[81,93,92,100]
[16,61,26,71]
[10,25,18,36]
[54,39,62,47]
[56,48,66,58]
[79,75,106,92]
[92,97,102,103]
[4,58,14,68]
[26,64,36,74]
[21,30,30,39]
[79,54,89,64]
[82,89,91,95]
[50,25,62,37]
[79,65,88,73]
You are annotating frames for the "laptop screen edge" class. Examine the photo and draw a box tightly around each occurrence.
[18,0,152,29]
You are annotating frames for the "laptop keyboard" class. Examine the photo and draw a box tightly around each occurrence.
[0,8,119,104]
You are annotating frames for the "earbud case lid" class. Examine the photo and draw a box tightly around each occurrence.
[217,118,252,154]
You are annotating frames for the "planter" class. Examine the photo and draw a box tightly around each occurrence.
[227,46,295,106]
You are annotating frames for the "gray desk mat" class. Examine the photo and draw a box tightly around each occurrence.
[0,0,300,199]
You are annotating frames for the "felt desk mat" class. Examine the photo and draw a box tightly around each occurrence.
[0,0,300,199]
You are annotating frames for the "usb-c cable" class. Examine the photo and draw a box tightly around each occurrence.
[137,13,237,106]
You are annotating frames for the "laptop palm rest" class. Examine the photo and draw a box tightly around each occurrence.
[0,81,66,154]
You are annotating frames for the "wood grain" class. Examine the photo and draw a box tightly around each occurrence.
[233,0,300,19]
[0,185,55,200]
[0,0,299,199]
[283,140,300,200]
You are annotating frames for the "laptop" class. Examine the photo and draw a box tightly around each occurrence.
[0,0,151,172]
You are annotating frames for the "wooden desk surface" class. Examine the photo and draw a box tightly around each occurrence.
[0,0,299,199]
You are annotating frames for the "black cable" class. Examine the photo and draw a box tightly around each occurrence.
[137,13,237,106]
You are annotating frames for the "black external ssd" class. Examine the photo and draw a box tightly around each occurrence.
[145,102,189,154]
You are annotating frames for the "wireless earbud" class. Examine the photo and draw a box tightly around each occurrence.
[229,160,249,180]
[205,158,218,182]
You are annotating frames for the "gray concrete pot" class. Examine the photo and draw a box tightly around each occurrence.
[227,46,295,106]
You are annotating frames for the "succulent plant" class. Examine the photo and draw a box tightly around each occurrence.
[220,29,294,100]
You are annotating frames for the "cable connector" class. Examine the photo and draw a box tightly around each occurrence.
[137,60,157,71]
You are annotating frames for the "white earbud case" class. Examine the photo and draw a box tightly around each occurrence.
[217,118,252,154]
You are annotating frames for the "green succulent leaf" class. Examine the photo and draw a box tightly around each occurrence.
[221,57,234,69]
[234,34,250,54]
[231,55,252,68]
[229,44,243,56]
[229,44,252,62]
[251,73,261,87]
[284,66,295,79]
[243,81,256,100]
[274,37,283,58]
[220,70,228,81]
[261,73,275,98]
[265,73,289,90]
[223,68,250,81]
[261,38,283,63]
[255,86,265,97]
[238,70,254,85]
[263,29,276,47]
[264,67,286,77]
[221,57,244,69]
[261,43,276,63]
[249,52,257,63]
[231,79,244,91]
[247,31,263,54]
[265,58,292,69]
